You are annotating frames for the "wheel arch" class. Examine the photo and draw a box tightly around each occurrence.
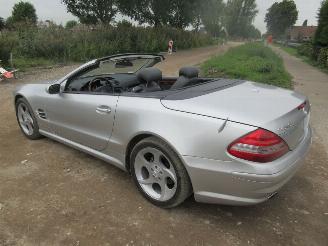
[14,94,27,112]
[15,94,25,104]
[124,132,185,174]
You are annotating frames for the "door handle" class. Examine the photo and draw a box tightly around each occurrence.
[96,105,111,114]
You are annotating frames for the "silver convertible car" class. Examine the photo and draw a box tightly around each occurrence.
[14,53,312,208]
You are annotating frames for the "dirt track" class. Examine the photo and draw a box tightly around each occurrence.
[0,43,327,246]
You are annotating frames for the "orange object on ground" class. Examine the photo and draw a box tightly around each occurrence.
[3,71,14,78]
[0,67,17,80]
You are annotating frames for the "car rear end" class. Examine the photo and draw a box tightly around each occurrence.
[161,80,312,205]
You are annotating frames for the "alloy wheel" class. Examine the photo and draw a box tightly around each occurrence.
[17,103,35,136]
[134,147,178,202]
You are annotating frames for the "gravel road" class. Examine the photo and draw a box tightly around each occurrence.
[0,43,327,246]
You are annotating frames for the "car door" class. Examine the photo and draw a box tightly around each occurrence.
[43,53,164,151]
[45,92,118,151]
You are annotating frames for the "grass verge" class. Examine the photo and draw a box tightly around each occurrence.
[201,42,292,89]
[275,44,299,56]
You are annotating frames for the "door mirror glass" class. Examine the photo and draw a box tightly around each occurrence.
[47,84,61,94]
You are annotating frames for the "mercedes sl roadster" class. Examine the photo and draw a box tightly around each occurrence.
[14,53,312,208]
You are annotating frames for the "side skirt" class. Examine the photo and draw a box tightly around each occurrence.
[39,130,127,171]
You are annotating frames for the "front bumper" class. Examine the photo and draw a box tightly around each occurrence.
[182,127,312,205]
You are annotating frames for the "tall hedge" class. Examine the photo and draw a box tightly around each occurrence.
[0,32,18,65]
[314,0,328,46]
[0,25,214,64]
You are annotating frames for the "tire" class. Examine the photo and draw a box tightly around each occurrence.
[130,137,192,208]
[15,98,43,140]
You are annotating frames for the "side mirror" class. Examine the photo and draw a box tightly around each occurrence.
[47,84,61,94]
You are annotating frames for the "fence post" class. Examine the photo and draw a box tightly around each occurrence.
[10,52,13,68]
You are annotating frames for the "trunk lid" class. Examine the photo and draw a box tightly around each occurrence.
[161,81,310,150]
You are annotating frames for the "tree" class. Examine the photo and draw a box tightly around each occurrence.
[119,0,199,29]
[314,0,328,46]
[265,0,298,38]
[5,17,14,29]
[118,0,172,27]
[11,1,37,25]
[168,0,199,29]
[0,17,5,30]
[116,19,133,28]
[62,0,118,25]
[65,20,78,29]
[196,0,225,36]
[225,0,258,38]
[302,19,308,26]
[245,25,261,39]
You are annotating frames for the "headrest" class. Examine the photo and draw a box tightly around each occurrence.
[179,67,199,78]
[137,67,162,83]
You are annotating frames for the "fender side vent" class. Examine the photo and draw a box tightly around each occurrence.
[37,109,47,119]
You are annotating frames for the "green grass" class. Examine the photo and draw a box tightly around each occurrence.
[201,43,292,89]
[275,44,299,56]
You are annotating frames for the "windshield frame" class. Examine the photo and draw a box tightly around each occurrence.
[58,53,165,85]
[79,57,158,78]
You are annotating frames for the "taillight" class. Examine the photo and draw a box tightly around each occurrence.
[297,101,306,110]
[227,129,289,163]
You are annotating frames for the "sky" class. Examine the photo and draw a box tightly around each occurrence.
[0,0,323,33]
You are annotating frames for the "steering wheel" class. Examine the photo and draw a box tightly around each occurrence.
[88,77,115,92]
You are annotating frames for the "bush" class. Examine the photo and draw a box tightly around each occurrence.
[317,48,328,68]
[0,25,214,64]
[297,43,314,58]
[0,42,10,65]
[0,31,18,65]
[65,20,78,29]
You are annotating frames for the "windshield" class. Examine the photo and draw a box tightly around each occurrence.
[81,57,158,78]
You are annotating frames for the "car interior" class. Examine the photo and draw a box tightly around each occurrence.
[65,66,213,95]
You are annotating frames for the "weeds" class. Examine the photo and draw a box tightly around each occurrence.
[0,25,214,68]
[201,43,292,88]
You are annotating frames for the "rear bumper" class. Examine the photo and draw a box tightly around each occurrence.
[182,127,312,205]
